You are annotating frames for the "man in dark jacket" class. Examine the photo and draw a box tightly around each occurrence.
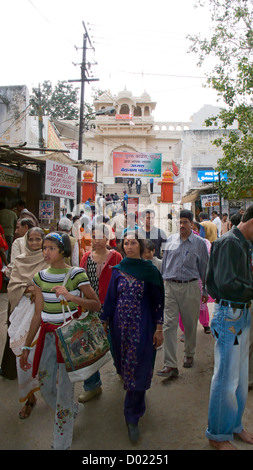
[205,205,253,450]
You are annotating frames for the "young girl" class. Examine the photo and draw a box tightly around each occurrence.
[8,227,47,419]
[20,232,101,450]
[78,223,122,403]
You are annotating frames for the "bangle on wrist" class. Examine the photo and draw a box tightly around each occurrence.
[22,346,32,351]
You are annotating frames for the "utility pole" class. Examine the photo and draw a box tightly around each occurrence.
[35,84,44,153]
[69,22,99,204]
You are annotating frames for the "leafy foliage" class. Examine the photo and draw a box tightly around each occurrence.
[30,80,80,120]
[188,0,253,199]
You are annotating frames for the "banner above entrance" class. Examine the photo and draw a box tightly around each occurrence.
[113,151,162,178]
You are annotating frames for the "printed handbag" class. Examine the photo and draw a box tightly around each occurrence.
[55,269,111,383]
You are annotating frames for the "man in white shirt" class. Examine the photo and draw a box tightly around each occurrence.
[211,211,222,237]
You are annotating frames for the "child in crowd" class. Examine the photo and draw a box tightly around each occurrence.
[20,232,100,450]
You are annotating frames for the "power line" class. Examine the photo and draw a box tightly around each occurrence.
[118,70,207,80]
[27,0,77,49]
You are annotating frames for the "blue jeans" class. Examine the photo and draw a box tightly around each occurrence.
[83,371,102,391]
[206,302,251,442]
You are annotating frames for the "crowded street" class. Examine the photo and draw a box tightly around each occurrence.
[1,293,253,451]
[1,1,253,454]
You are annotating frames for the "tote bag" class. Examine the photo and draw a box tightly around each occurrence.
[8,296,39,356]
[55,269,111,383]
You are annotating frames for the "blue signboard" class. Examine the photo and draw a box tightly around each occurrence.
[198,171,228,182]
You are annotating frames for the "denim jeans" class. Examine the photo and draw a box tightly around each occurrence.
[83,371,102,391]
[206,302,251,442]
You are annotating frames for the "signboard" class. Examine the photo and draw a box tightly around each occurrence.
[198,170,228,182]
[0,164,23,189]
[39,200,54,220]
[115,114,133,120]
[201,194,220,208]
[45,160,77,200]
[113,152,162,178]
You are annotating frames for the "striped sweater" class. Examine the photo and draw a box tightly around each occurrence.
[33,267,90,324]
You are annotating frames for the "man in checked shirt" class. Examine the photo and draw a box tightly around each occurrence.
[157,209,209,378]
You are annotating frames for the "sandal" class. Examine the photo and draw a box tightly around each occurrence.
[19,398,37,420]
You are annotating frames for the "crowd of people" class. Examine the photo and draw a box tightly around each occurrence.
[0,197,252,451]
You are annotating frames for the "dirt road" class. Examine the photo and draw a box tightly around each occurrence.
[1,294,253,451]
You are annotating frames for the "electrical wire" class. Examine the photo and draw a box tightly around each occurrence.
[27,0,77,49]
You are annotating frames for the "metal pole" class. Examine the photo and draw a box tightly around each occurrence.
[77,33,87,204]
[218,171,222,215]
[37,84,44,153]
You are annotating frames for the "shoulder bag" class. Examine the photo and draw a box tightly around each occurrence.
[55,268,111,383]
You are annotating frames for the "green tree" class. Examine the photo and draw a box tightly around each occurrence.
[30,81,107,123]
[30,80,81,120]
[188,0,253,199]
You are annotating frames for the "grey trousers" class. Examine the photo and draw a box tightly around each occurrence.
[38,333,78,450]
[163,280,201,368]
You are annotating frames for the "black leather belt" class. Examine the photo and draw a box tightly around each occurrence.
[168,279,198,284]
[216,300,251,309]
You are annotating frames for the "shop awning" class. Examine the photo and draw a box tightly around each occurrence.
[0,145,82,170]
[181,184,214,204]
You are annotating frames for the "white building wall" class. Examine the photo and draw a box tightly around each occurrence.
[0,85,30,145]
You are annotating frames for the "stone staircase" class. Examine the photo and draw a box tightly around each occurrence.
[103,182,151,208]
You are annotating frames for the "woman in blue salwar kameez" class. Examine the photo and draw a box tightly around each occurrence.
[101,231,164,443]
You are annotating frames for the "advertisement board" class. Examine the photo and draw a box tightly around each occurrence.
[198,171,227,182]
[45,160,77,200]
[113,152,162,178]
[201,194,220,208]
[0,164,23,189]
[39,200,54,220]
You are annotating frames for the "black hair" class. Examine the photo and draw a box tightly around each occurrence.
[180,209,194,222]
[43,232,71,258]
[143,239,155,251]
[17,199,26,208]
[92,223,110,239]
[242,205,253,223]
[192,221,201,231]
[230,212,242,226]
[199,212,209,220]
[122,230,145,256]
[142,209,155,217]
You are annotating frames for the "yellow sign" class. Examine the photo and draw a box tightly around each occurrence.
[0,165,23,188]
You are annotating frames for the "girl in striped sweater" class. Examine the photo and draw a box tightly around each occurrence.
[20,232,100,450]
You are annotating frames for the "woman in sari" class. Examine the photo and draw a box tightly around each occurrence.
[101,230,164,444]
[8,227,47,419]
[79,223,122,403]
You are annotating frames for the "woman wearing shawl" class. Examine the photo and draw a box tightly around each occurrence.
[8,227,47,419]
[101,230,164,444]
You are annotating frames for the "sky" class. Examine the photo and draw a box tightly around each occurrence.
[0,0,222,122]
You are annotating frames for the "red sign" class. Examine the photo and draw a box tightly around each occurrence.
[115,114,133,120]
